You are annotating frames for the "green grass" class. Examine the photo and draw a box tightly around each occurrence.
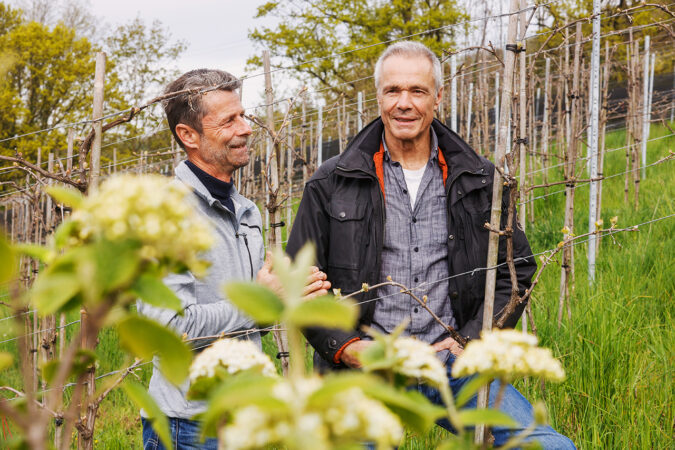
[1,124,673,448]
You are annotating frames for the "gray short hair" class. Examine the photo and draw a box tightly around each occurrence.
[163,69,241,149]
[374,41,442,94]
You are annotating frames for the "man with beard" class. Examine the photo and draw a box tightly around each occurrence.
[137,69,330,449]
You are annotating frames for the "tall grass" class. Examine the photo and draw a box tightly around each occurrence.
[0,125,672,448]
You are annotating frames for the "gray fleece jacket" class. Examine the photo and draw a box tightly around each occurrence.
[137,161,264,419]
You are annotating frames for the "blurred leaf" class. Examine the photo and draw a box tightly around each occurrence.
[200,373,284,439]
[222,281,284,325]
[124,381,172,449]
[272,244,315,302]
[359,341,398,371]
[46,186,83,209]
[131,274,182,313]
[117,316,191,385]
[14,243,50,263]
[53,220,77,249]
[0,352,13,371]
[0,235,16,284]
[364,384,445,433]
[307,372,379,408]
[30,273,81,315]
[458,408,517,427]
[92,239,140,292]
[455,374,492,408]
[288,296,356,330]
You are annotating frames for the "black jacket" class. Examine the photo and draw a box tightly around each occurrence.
[286,118,536,370]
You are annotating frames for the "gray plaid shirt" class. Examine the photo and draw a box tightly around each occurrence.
[371,129,457,352]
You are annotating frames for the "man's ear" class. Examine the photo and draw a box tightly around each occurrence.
[175,124,200,152]
[434,86,444,111]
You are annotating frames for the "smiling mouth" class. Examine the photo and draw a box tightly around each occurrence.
[394,117,417,123]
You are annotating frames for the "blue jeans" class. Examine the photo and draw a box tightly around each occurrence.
[416,355,576,449]
[141,417,217,450]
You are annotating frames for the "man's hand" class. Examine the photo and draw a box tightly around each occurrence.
[339,339,373,368]
[431,336,464,356]
[302,265,331,300]
[256,256,331,300]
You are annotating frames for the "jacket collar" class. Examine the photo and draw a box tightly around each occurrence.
[337,117,485,182]
[174,160,257,220]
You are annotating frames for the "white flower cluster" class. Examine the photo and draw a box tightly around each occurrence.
[221,377,403,450]
[323,387,403,448]
[451,329,565,382]
[70,174,213,271]
[189,338,277,383]
[392,336,448,387]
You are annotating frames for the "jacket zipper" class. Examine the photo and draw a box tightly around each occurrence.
[235,230,254,280]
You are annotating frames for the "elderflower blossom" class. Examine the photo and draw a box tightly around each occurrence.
[221,377,402,450]
[391,337,448,387]
[451,329,565,382]
[69,174,213,272]
[323,387,403,448]
[189,338,277,383]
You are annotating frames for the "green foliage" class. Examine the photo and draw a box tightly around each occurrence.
[117,316,191,386]
[248,0,467,97]
[0,233,16,283]
[0,351,13,370]
[0,18,98,162]
[287,296,357,329]
[130,274,182,313]
[123,380,172,449]
[222,282,285,325]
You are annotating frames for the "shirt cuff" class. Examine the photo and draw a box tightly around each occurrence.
[332,337,361,364]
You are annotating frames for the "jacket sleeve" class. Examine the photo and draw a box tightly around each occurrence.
[457,183,537,340]
[286,179,362,368]
[136,271,255,349]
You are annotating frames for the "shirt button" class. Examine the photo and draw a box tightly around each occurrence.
[457,190,462,196]
[412,217,417,223]
[339,211,346,218]
[448,235,455,240]
[482,179,487,184]
[414,307,419,313]
[414,247,419,252]
[403,189,408,194]
[414,277,419,283]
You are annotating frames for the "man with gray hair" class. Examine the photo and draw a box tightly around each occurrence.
[287,42,575,447]
[138,69,330,449]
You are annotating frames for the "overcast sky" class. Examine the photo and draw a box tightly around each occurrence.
[88,0,278,108]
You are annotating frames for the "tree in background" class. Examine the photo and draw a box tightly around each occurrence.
[248,0,468,98]
[0,1,186,188]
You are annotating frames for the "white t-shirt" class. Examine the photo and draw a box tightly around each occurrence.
[402,165,426,210]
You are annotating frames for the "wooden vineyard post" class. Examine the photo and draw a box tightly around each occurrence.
[476,0,520,443]
[263,50,290,376]
[558,22,582,326]
[89,52,106,191]
[588,0,601,283]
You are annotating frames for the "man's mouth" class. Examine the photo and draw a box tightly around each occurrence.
[228,140,249,150]
[393,117,417,123]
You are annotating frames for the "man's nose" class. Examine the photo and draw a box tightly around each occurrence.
[396,91,412,109]
[237,115,253,136]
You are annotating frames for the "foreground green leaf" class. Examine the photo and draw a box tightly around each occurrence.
[131,274,182,312]
[30,273,81,315]
[457,408,518,428]
[124,381,172,449]
[364,383,445,433]
[287,295,357,330]
[0,352,13,371]
[46,185,84,209]
[223,281,284,325]
[117,316,191,385]
[0,235,16,284]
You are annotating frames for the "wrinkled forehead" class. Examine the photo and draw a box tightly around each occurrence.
[378,55,436,88]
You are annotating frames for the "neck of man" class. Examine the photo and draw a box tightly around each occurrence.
[187,156,234,183]
[383,128,431,170]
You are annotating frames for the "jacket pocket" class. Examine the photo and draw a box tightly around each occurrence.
[327,199,367,270]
